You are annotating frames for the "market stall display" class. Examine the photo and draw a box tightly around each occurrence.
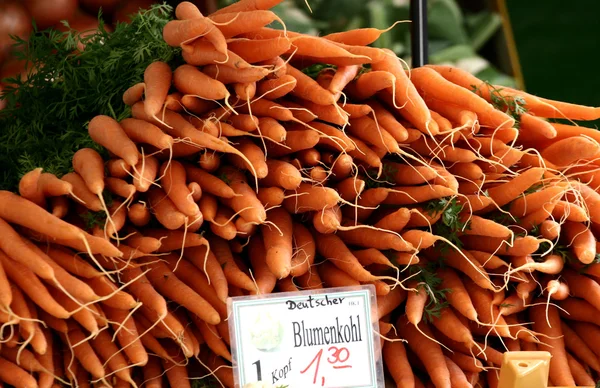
[1,1,600,387]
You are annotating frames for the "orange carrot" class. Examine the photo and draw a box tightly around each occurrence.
[566,353,596,386]
[461,235,540,256]
[397,316,451,388]
[561,321,600,372]
[178,247,225,302]
[228,36,291,63]
[530,303,576,386]
[437,267,477,321]
[261,207,293,279]
[72,148,105,196]
[127,202,150,227]
[183,163,234,199]
[558,297,600,327]
[411,67,514,130]
[65,326,105,379]
[120,118,174,151]
[91,329,134,384]
[210,10,283,38]
[174,64,230,101]
[319,261,360,288]
[19,168,45,207]
[410,137,478,163]
[572,322,600,360]
[382,185,456,205]
[315,233,376,282]
[0,218,55,280]
[573,182,600,224]
[50,195,69,218]
[563,221,596,264]
[209,206,237,240]
[347,115,399,152]
[163,17,227,57]
[561,269,600,311]
[147,187,187,230]
[212,0,283,15]
[143,258,220,325]
[429,64,600,121]
[237,99,294,122]
[313,206,342,234]
[383,336,414,387]
[286,63,336,105]
[130,155,158,193]
[203,63,269,84]
[516,113,557,142]
[328,65,360,96]
[88,115,140,167]
[372,51,438,134]
[282,183,340,213]
[181,39,250,68]
[345,71,396,102]
[430,110,453,132]
[143,61,172,121]
[0,357,39,388]
[509,184,566,217]
[541,136,600,167]
[208,235,256,292]
[123,82,145,106]
[246,235,276,294]
[161,258,227,321]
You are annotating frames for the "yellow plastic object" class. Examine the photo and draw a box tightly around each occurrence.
[497,351,595,388]
[498,351,551,388]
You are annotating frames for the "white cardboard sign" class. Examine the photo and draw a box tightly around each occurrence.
[228,285,384,388]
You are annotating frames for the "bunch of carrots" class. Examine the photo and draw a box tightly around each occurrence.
[1,0,600,387]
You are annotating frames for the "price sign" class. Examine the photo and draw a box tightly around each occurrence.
[228,285,384,388]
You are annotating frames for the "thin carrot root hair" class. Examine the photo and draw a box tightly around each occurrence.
[417,322,454,352]
[253,79,298,103]
[110,303,143,344]
[190,358,230,388]
[97,192,120,244]
[0,319,19,343]
[248,268,261,294]
[79,234,119,283]
[211,206,255,227]
[71,268,151,318]
[376,331,407,343]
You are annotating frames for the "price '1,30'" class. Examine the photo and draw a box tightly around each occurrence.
[300,346,352,386]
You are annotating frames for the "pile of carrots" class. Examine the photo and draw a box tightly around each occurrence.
[2,0,600,387]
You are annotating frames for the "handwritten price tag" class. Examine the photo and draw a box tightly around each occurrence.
[228,286,384,388]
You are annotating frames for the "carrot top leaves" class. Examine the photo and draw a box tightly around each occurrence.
[190,377,222,388]
[425,197,469,250]
[301,63,337,79]
[364,164,397,189]
[81,210,107,230]
[471,82,528,127]
[523,182,544,195]
[409,261,450,322]
[0,4,180,191]
[487,206,519,226]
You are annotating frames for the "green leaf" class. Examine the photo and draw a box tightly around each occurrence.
[424,197,469,250]
[0,4,180,191]
[313,0,367,31]
[427,0,469,45]
[476,66,518,88]
[190,376,222,388]
[430,44,476,63]
[301,63,337,79]
[466,12,502,51]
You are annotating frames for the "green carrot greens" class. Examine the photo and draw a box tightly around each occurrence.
[0,4,179,191]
